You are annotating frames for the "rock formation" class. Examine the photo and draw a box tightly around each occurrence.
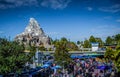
[15,18,52,49]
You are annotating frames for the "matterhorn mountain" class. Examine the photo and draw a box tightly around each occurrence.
[25,18,44,36]
[15,18,53,49]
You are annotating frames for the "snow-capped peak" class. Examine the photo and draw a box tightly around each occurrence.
[29,17,40,28]
[24,18,44,35]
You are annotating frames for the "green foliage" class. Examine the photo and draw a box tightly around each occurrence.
[25,45,36,63]
[66,42,78,51]
[104,47,115,60]
[89,35,96,42]
[49,37,54,45]
[0,38,30,75]
[114,47,120,72]
[53,37,78,51]
[52,39,59,46]
[104,34,120,73]
[105,46,120,72]
[104,34,120,46]
[83,39,91,48]
[115,34,120,42]
[82,36,103,48]
[77,41,80,45]
[38,46,47,51]
[105,36,113,45]
[48,48,52,51]
[114,34,120,45]
[95,38,104,47]
[54,39,72,66]
[61,37,68,43]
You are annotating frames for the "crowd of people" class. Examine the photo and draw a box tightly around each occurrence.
[51,57,117,77]
[15,55,118,77]
[72,58,117,77]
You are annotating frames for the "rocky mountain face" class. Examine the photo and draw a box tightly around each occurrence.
[15,18,53,49]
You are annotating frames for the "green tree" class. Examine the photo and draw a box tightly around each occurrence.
[105,36,113,45]
[53,37,78,51]
[25,45,36,63]
[115,34,120,44]
[83,39,91,48]
[61,37,68,43]
[95,38,103,47]
[38,46,47,51]
[0,38,31,75]
[114,46,120,73]
[66,42,78,51]
[77,41,80,45]
[49,37,54,45]
[52,39,59,46]
[54,40,72,67]
[105,46,120,73]
[89,35,96,43]
[104,47,115,61]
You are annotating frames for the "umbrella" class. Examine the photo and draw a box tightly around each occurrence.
[51,67,56,69]
[97,66,106,70]
[41,64,50,68]
[55,65,61,69]
[51,65,61,69]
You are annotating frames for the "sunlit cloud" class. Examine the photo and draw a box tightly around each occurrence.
[116,19,120,22]
[99,4,120,13]
[0,0,38,9]
[41,0,71,9]
[0,0,71,9]
[87,7,93,11]
[0,31,4,34]
[103,16,112,20]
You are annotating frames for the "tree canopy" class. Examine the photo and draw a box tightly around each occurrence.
[104,47,115,61]
[89,35,96,43]
[115,34,120,41]
[82,36,103,48]
[0,38,34,75]
[83,39,91,48]
[53,37,78,51]
[105,36,113,45]
[54,38,72,67]
[114,46,120,72]
[105,45,120,72]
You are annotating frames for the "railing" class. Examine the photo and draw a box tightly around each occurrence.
[42,50,106,54]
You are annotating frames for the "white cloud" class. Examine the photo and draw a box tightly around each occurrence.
[87,7,93,11]
[46,32,59,35]
[41,0,71,9]
[0,0,38,9]
[99,4,120,13]
[0,0,71,9]
[116,19,120,22]
[0,31,4,34]
[103,16,112,20]
[47,31,70,36]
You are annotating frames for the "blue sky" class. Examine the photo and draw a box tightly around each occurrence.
[0,0,120,41]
